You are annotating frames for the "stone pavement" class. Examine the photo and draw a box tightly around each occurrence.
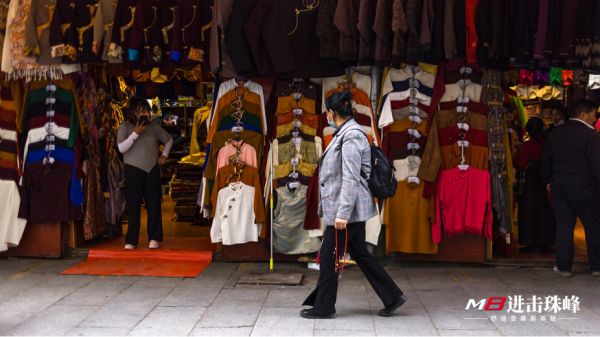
[1,258,600,336]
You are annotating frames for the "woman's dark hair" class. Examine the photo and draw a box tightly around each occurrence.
[326,91,354,118]
[127,96,151,123]
[569,99,597,119]
[526,117,545,143]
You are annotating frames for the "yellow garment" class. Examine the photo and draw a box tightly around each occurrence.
[276,95,317,115]
[418,62,437,74]
[274,162,317,179]
[276,122,317,138]
[504,115,516,228]
[179,152,206,166]
[190,106,211,155]
[150,68,168,83]
[384,180,437,254]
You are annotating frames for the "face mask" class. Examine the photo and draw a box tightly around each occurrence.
[327,111,337,129]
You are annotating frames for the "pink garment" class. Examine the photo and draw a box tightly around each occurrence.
[433,166,492,243]
[216,140,258,172]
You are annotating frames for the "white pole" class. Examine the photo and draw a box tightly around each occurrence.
[269,141,274,272]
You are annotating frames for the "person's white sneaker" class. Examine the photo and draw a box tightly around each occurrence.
[553,266,573,278]
[124,244,135,250]
[149,240,160,249]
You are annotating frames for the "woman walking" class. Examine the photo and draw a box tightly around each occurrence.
[301,92,406,319]
[117,97,173,250]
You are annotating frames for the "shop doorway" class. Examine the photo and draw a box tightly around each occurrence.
[492,219,588,265]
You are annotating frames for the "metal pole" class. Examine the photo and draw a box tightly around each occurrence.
[269,141,274,272]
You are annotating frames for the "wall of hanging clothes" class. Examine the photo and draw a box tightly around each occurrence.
[0,81,27,252]
[2,0,600,81]
[209,0,600,78]
[201,77,268,246]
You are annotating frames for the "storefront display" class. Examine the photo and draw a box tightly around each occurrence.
[2,0,600,265]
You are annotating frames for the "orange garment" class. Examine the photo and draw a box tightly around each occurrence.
[434,109,488,130]
[276,95,316,115]
[210,164,266,223]
[383,181,437,254]
[440,144,489,170]
[275,111,320,129]
[418,110,489,182]
[465,0,480,64]
[384,119,429,134]
[208,87,264,143]
[324,87,381,145]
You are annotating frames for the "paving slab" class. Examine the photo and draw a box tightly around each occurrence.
[250,307,314,336]
[5,305,99,336]
[59,276,139,306]
[196,289,268,328]
[0,285,80,332]
[314,328,376,336]
[491,320,568,336]
[159,265,236,307]
[313,290,375,331]
[372,307,439,336]
[189,327,254,336]
[0,273,54,303]
[264,289,313,308]
[437,329,502,336]
[427,308,497,331]
[128,306,206,336]
[78,287,171,331]
[65,327,132,336]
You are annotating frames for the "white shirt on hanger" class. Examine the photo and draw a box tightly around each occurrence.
[379,91,432,129]
[211,182,260,245]
[380,66,436,98]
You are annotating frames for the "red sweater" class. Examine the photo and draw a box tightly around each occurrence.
[433,166,492,243]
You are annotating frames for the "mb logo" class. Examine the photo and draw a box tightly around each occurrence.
[465,297,507,311]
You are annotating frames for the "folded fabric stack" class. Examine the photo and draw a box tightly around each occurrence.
[169,163,202,223]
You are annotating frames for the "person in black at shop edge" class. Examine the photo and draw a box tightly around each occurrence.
[300,92,406,319]
[542,99,600,277]
[515,117,555,254]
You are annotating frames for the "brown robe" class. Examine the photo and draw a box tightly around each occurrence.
[92,0,119,62]
[25,0,61,65]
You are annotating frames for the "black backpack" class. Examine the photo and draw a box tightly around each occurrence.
[341,129,397,200]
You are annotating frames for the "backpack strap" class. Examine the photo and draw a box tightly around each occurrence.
[336,127,370,180]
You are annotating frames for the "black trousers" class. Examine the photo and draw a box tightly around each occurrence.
[124,164,163,246]
[303,222,403,315]
[552,181,600,272]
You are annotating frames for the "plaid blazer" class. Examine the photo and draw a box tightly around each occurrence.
[318,119,377,226]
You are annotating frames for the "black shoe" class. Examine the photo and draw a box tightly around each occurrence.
[378,295,407,317]
[300,308,336,319]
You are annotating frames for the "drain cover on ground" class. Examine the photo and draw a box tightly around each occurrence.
[237,272,303,285]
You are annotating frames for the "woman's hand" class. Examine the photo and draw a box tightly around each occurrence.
[133,120,146,135]
[334,218,348,230]
[158,155,168,166]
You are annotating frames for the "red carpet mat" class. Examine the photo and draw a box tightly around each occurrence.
[62,237,217,278]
